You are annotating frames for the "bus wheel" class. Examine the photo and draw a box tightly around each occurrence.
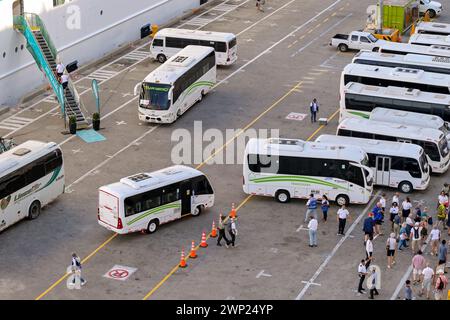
[192,205,202,217]
[399,181,413,194]
[275,190,290,203]
[176,109,182,118]
[335,194,349,206]
[28,200,41,220]
[147,219,159,234]
[157,54,167,63]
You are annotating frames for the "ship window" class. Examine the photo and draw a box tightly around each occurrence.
[15,47,18,53]
[20,44,24,50]
[100,10,103,15]
[2,52,5,58]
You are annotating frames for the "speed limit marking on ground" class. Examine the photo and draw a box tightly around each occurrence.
[104,265,137,281]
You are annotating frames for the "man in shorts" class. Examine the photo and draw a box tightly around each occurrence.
[421,263,434,299]
[386,233,397,269]
[412,250,426,285]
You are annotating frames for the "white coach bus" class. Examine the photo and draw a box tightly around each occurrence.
[378,42,450,57]
[150,28,237,65]
[370,108,450,143]
[243,138,373,205]
[135,45,216,124]
[0,141,65,232]
[315,135,430,193]
[415,22,450,36]
[339,82,450,124]
[352,50,450,75]
[98,165,214,234]
[337,118,450,174]
[341,64,450,95]
[409,33,450,47]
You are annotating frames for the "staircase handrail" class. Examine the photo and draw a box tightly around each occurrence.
[67,79,89,121]
[22,13,59,63]
[13,14,64,112]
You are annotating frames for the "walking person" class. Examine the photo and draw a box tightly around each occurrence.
[389,202,399,233]
[61,72,69,90]
[442,183,450,196]
[367,266,379,299]
[393,212,401,240]
[305,194,318,223]
[438,191,448,207]
[379,193,387,217]
[437,239,447,272]
[357,259,368,294]
[372,202,384,236]
[71,253,86,286]
[309,98,319,123]
[217,215,230,248]
[321,195,329,222]
[56,61,65,80]
[434,269,448,300]
[404,280,413,300]
[256,0,265,12]
[401,197,412,224]
[410,222,422,254]
[366,235,374,266]
[392,192,400,208]
[227,217,238,247]
[421,263,435,299]
[437,203,447,230]
[398,223,408,251]
[363,213,375,243]
[337,204,350,236]
[308,215,318,247]
[412,250,426,285]
[386,233,397,269]
[430,225,440,256]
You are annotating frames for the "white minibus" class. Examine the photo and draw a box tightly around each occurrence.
[98,165,214,234]
[315,135,430,193]
[242,138,373,205]
[378,42,450,57]
[415,21,450,36]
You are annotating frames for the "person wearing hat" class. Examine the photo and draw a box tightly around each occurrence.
[434,269,448,300]
[410,222,422,253]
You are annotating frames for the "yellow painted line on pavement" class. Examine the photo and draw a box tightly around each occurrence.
[323,17,329,22]
[142,85,341,300]
[35,233,118,300]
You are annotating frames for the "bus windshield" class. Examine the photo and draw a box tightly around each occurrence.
[140,83,171,110]
[419,152,429,173]
[439,137,449,157]
[363,167,373,186]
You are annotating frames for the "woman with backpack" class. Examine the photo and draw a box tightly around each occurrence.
[434,270,448,300]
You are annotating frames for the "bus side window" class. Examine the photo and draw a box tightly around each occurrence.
[152,39,163,47]
[422,142,441,161]
[338,129,351,137]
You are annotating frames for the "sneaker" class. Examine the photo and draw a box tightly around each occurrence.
[217,243,222,246]
[225,244,229,248]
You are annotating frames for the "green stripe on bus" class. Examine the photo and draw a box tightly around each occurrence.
[181,81,215,101]
[37,166,62,192]
[250,175,348,190]
[348,111,369,119]
[127,202,181,226]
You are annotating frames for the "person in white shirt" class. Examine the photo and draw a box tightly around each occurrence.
[430,226,441,256]
[379,193,386,213]
[389,202,399,233]
[337,204,351,236]
[307,216,318,247]
[401,197,412,223]
[386,233,397,269]
[438,191,448,206]
[410,222,422,253]
[61,73,69,90]
[357,259,367,294]
[392,192,400,207]
[56,62,65,78]
[366,236,374,265]
[421,263,435,299]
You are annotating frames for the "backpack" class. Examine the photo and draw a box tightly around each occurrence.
[428,216,433,225]
[437,276,445,290]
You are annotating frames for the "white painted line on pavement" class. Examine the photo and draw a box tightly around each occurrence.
[256,270,272,278]
[301,281,321,286]
[295,190,381,300]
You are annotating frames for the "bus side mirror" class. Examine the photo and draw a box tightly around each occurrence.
[134,83,141,96]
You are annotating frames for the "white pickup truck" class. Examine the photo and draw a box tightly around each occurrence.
[329,31,387,52]
[419,0,442,18]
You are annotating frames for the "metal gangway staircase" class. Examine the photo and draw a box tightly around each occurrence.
[13,13,88,129]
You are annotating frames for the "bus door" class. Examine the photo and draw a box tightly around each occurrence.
[180,181,192,215]
[375,156,391,185]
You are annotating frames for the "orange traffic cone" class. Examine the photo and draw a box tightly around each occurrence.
[200,231,208,248]
[189,240,197,259]
[210,220,217,238]
[179,248,187,268]
[229,203,236,219]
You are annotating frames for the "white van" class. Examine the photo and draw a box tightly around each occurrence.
[419,0,442,18]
